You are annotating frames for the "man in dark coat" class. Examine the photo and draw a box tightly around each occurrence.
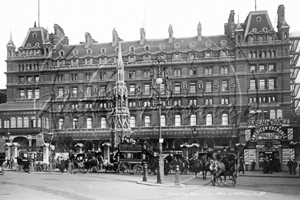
[239,158,245,174]
[292,159,298,175]
[287,158,293,175]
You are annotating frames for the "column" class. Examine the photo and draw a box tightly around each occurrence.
[43,143,50,164]
[5,143,12,160]
[12,142,20,165]
[103,145,111,163]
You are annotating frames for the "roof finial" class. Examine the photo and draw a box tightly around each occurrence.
[255,0,257,11]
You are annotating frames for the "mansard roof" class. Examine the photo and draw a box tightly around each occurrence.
[53,34,234,59]
[243,10,274,39]
[19,26,49,50]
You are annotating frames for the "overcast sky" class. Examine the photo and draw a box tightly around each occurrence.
[1,0,300,89]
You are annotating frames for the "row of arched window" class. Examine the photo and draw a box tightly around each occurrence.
[249,109,283,120]
[0,117,49,129]
[58,117,107,129]
[130,113,230,127]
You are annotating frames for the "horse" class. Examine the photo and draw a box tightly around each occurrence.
[209,159,226,186]
[199,156,211,180]
[85,158,100,173]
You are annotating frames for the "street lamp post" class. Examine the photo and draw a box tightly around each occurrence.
[191,126,199,142]
[153,58,166,184]
[46,132,54,172]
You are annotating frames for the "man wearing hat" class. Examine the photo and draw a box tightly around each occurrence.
[287,158,293,175]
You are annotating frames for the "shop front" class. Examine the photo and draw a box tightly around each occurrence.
[239,119,295,171]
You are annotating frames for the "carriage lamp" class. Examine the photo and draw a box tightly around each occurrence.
[7,131,11,143]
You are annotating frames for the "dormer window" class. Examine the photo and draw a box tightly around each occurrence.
[144,45,150,51]
[220,40,227,47]
[174,43,180,50]
[189,42,196,49]
[35,43,40,47]
[252,28,257,32]
[32,33,37,37]
[101,48,107,54]
[256,16,262,22]
[73,49,78,56]
[205,41,211,48]
[263,27,268,32]
[87,49,93,55]
[130,46,135,52]
[27,43,32,48]
[59,50,65,57]
[159,44,165,51]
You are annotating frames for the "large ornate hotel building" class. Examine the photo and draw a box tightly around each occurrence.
[1,5,300,169]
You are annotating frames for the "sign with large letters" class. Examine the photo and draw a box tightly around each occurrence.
[251,126,287,140]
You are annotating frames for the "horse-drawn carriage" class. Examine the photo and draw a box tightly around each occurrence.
[71,153,88,174]
[210,153,238,187]
[114,143,144,174]
[188,151,213,179]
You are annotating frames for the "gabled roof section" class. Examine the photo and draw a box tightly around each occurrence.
[243,11,274,39]
[21,26,49,49]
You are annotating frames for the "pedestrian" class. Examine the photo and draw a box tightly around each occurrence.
[251,159,256,171]
[269,158,273,174]
[292,159,298,175]
[239,158,245,174]
[287,158,293,175]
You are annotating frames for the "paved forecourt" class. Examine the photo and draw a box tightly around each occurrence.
[1,170,300,200]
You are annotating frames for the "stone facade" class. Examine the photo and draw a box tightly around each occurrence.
[0,5,299,168]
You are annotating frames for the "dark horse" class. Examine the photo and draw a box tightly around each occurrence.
[188,157,201,176]
[199,156,211,180]
[85,158,100,173]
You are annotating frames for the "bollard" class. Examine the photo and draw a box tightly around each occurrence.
[143,164,148,182]
[175,165,180,185]
[68,162,73,174]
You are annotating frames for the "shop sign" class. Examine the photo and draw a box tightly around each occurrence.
[251,126,287,140]
[118,143,142,152]
[239,118,290,127]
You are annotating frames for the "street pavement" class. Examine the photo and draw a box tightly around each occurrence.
[1,169,300,200]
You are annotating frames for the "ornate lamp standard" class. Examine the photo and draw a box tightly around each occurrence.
[151,57,167,184]
[191,126,199,142]
[44,132,54,172]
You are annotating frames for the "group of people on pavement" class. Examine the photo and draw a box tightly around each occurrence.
[287,158,298,175]
[261,157,281,174]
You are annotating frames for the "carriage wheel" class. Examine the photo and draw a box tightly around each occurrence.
[42,164,48,172]
[80,167,88,174]
[133,164,143,174]
[72,167,78,174]
[24,167,30,173]
[118,162,130,173]
[16,165,21,172]
[0,168,4,175]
